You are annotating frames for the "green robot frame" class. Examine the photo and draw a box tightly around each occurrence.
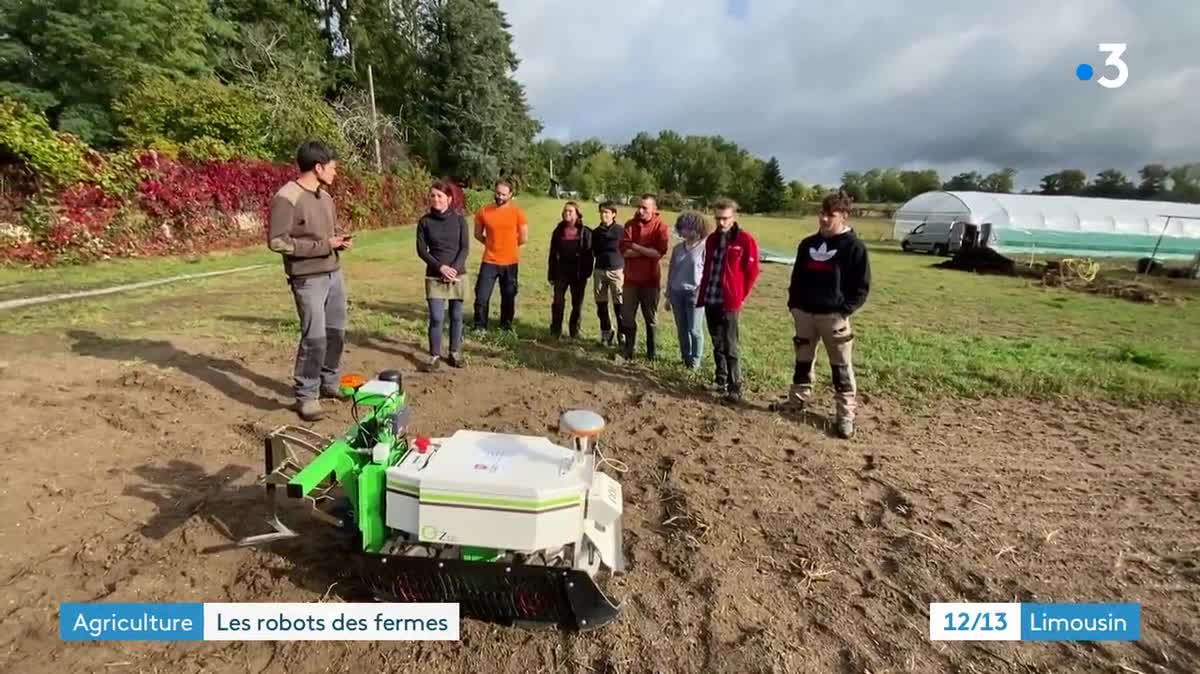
[234,368,624,632]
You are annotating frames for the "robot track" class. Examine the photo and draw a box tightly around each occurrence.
[350,553,620,632]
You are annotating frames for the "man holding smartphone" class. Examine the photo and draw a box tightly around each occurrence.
[267,140,353,422]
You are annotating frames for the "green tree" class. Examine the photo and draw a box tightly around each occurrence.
[0,0,221,146]
[684,141,729,203]
[209,0,329,90]
[566,150,616,200]
[981,168,1016,193]
[1167,164,1200,201]
[561,138,606,178]
[112,75,269,159]
[728,152,764,212]
[757,156,787,212]
[417,0,541,184]
[900,169,941,197]
[840,172,868,202]
[1138,163,1169,198]
[876,169,909,202]
[621,132,663,185]
[1085,168,1136,199]
[943,171,984,191]
[522,139,566,195]
[1040,170,1087,195]
[615,156,656,198]
[654,130,688,193]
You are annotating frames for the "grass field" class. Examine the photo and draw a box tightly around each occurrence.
[4,194,1200,674]
[2,195,1198,405]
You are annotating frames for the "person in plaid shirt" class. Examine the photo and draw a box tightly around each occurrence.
[695,198,761,402]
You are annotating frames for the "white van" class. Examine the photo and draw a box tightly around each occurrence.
[901,220,966,255]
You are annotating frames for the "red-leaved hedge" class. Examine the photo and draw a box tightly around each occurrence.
[0,151,431,267]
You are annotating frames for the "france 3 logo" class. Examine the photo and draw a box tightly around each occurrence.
[1075,43,1128,89]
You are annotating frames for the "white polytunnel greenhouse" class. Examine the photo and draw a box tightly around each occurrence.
[892,191,1200,260]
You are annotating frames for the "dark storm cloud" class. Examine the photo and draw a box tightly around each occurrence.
[503,0,1200,189]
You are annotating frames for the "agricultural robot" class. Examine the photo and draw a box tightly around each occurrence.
[236,368,626,631]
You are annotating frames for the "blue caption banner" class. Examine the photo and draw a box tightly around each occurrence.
[60,602,461,641]
[61,603,204,641]
[930,602,1141,641]
[1020,603,1141,641]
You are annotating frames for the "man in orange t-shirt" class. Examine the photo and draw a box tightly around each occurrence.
[472,179,528,330]
[618,193,670,359]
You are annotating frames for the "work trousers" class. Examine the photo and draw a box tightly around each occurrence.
[788,309,857,420]
[473,262,518,330]
[289,270,347,401]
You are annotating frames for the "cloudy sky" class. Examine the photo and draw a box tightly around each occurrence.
[501,0,1200,191]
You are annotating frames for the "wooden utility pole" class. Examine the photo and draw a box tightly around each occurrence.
[367,64,382,173]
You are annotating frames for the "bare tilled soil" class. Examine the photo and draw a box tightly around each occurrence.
[0,328,1197,674]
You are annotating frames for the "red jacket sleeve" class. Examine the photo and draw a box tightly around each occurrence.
[743,233,761,295]
[618,222,634,254]
[653,222,669,255]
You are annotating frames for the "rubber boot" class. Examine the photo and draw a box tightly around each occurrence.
[568,294,582,339]
[646,325,657,360]
[620,328,636,359]
[550,301,564,338]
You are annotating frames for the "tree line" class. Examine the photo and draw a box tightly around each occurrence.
[4,0,1199,212]
[519,132,793,213]
[518,137,1200,215]
[1,0,540,184]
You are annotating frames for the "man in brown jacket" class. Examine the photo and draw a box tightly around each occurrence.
[267,141,353,421]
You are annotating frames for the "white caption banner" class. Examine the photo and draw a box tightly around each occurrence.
[202,603,460,640]
[929,602,1021,641]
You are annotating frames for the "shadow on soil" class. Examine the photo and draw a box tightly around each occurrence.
[360,300,735,406]
[123,457,387,599]
[220,303,840,436]
[219,313,429,372]
[354,301,846,435]
[66,329,291,411]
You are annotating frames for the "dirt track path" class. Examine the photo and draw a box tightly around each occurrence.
[0,330,1197,674]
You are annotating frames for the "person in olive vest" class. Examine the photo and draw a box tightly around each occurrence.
[416,178,471,370]
[267,140,352,422]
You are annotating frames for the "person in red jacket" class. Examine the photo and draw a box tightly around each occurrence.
[695,198,760,402]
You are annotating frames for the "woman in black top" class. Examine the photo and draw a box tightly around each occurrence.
[547,201,595,338]
[416,179,470,369]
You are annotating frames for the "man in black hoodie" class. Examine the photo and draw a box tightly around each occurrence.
[780,189,871,439]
